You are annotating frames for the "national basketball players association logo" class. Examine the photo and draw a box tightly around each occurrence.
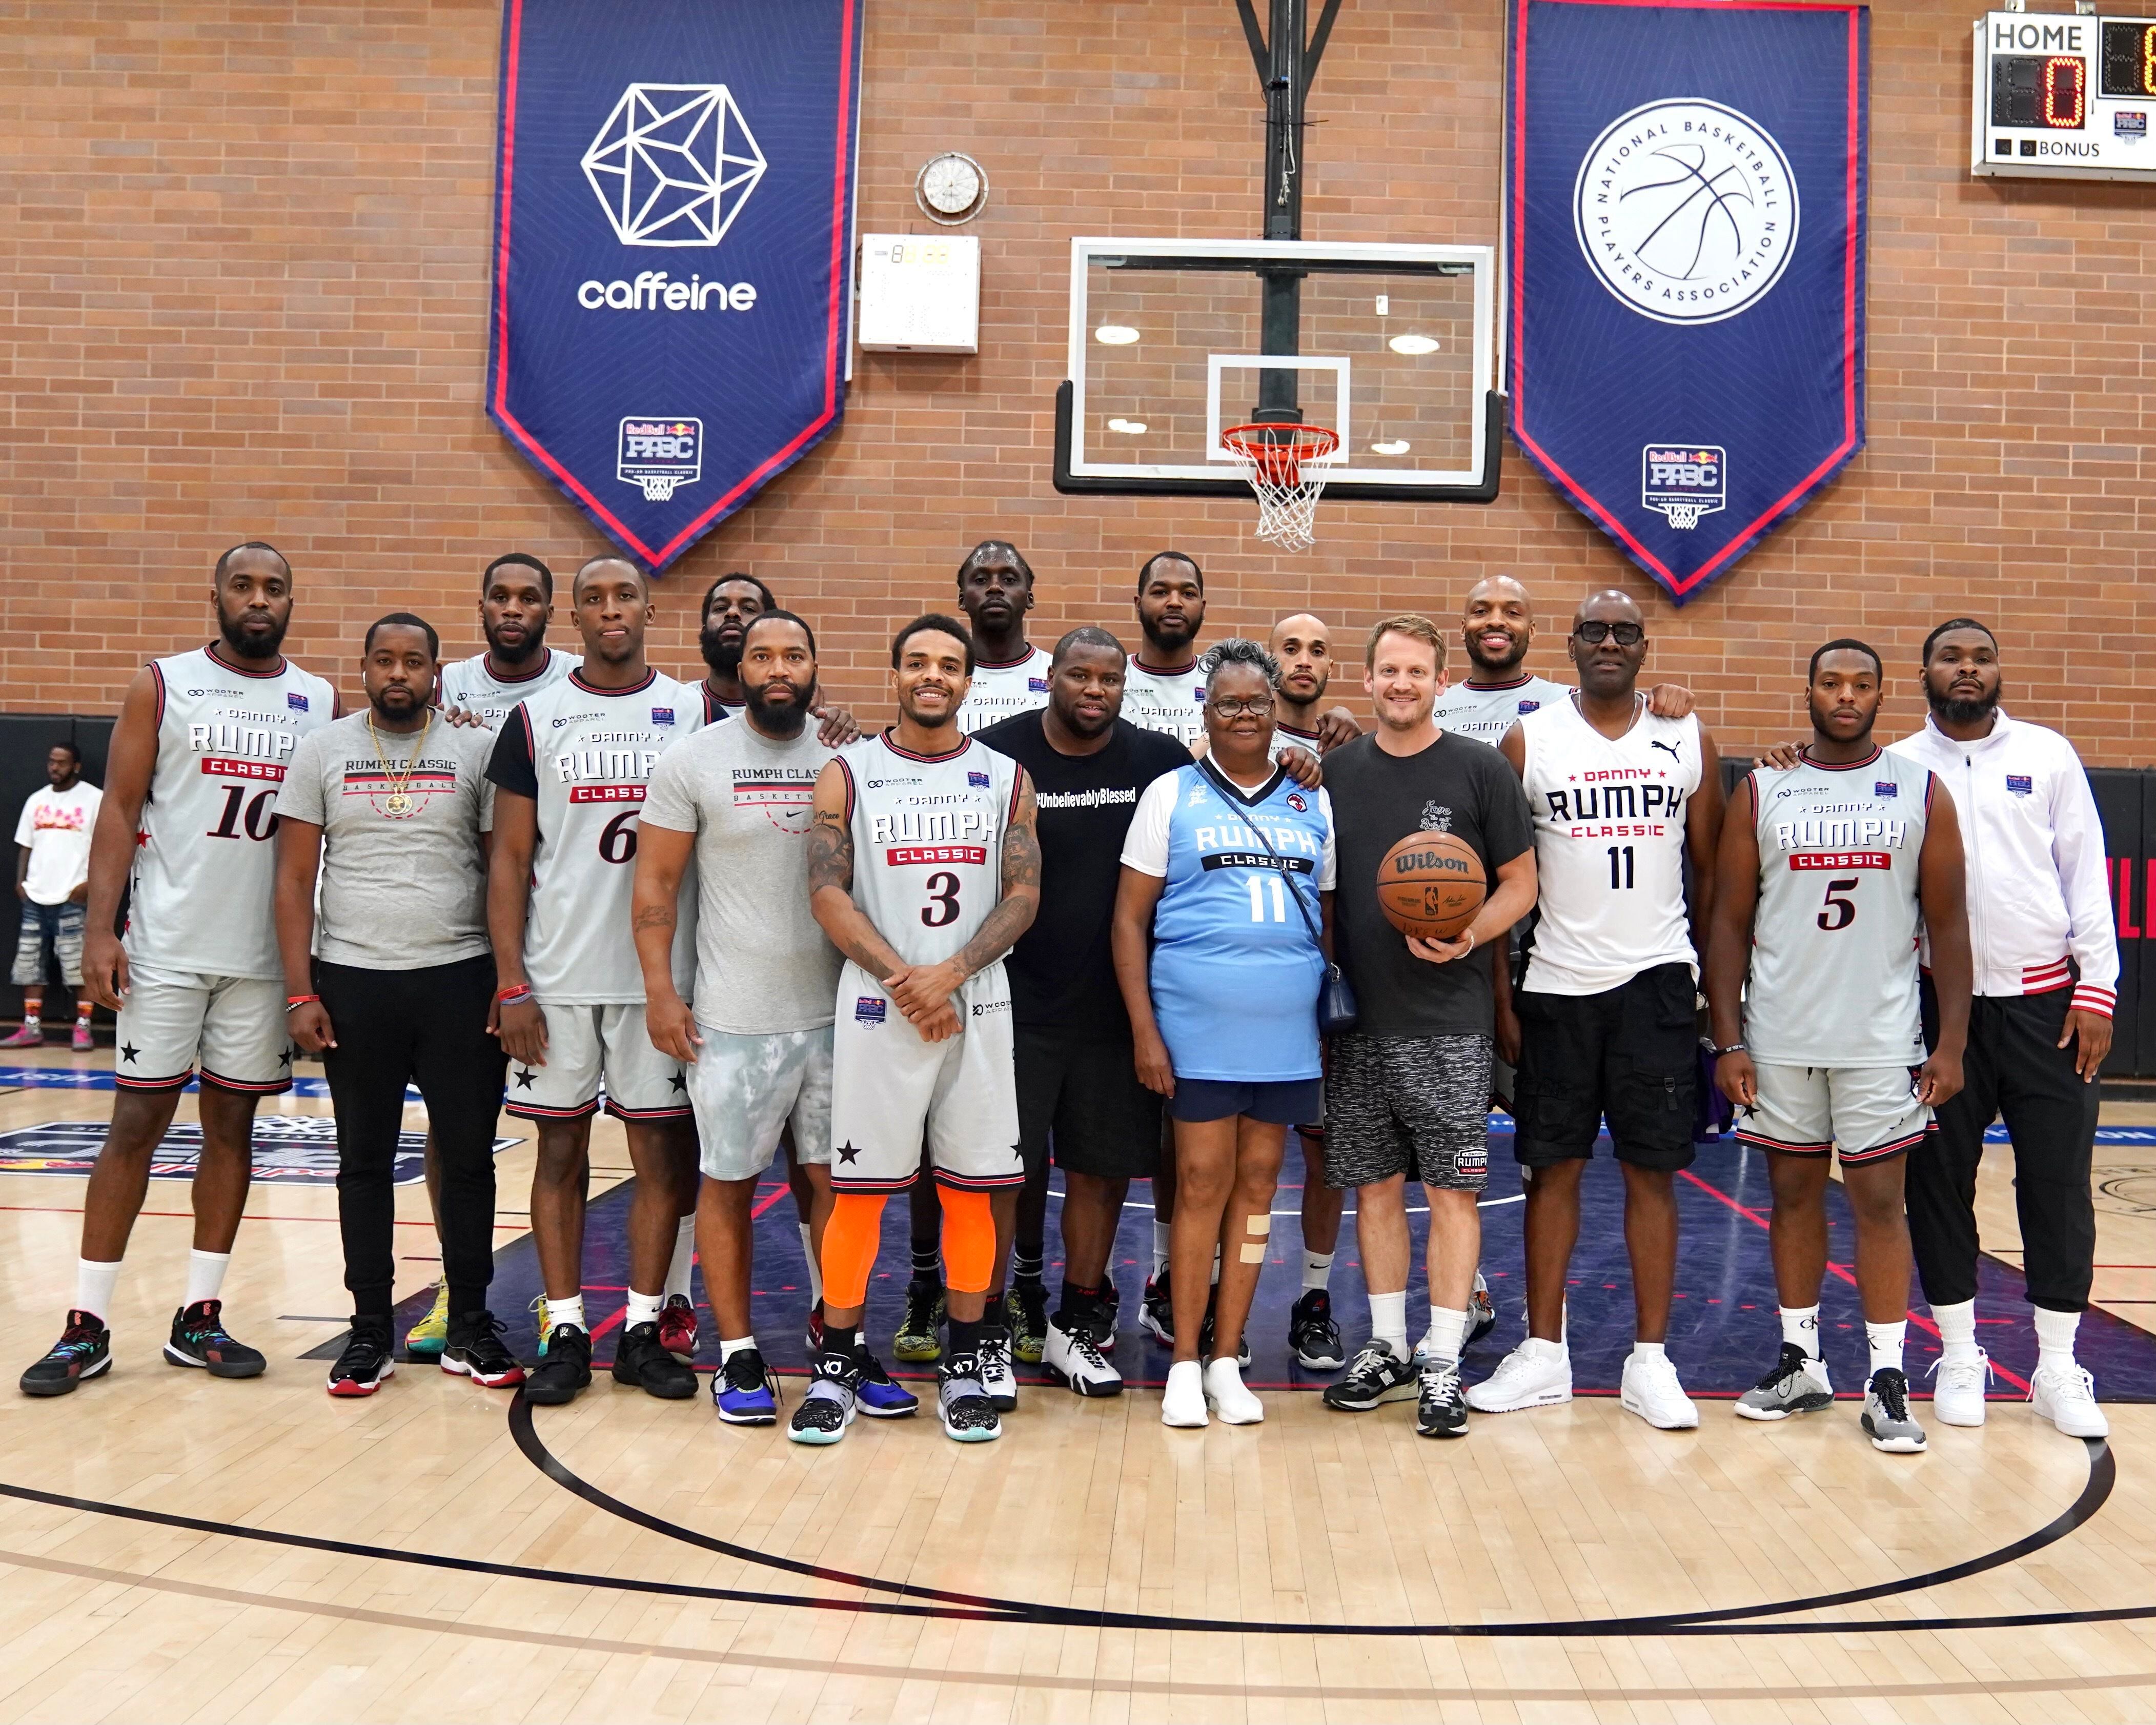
[1574,100,1799,326]
[618,417,702,502]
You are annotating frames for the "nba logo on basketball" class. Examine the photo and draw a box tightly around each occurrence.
[1641,444,1726,531]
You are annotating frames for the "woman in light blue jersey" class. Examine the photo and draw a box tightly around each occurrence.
[1113,639,1336,1429]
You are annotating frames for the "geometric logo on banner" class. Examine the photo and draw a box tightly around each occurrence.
[1573,99,1799,326]
[582,83,768,248]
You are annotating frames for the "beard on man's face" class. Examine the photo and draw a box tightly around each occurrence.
[218,605,289,659]
[701,623,745,677]
[1926,676,2000,728]
[744,674,812,737]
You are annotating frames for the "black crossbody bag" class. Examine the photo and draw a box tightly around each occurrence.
[1197,758,1358,1036]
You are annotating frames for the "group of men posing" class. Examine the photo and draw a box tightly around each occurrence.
[17,538,2119,1455]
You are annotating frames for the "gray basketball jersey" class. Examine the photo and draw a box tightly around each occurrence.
[1433,674,1572,747]
[437,646,579,726]
[1121,660,1208,748]
[128,647,338,979]
[511,669,702,1004]
[958,645,1052,734]
[1744,750,1932,1067]
[837,731,1022,969]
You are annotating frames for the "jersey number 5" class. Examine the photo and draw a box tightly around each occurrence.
[1816,878,1859,931]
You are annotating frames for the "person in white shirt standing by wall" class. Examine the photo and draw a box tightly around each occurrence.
[8,742,103,1052]
[1886,619,2119,1439]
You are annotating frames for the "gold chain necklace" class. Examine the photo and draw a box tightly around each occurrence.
[367,710,433,818]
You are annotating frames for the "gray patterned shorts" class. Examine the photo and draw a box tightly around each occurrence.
[1321,1032,1493,1192]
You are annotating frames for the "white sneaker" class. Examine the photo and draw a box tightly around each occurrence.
[1203,1356,1264,1425]
[1042,1312,1122,1397]
[1928,1349,1991,1427]
[1620,1350,1700,1430]
[2030,1362,2109,1438]
[976,1328,1018,1412]
[1161,1359,1208,1428]
[1466,1340,1572,1413]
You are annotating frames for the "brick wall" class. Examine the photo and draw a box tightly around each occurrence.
[5,0,2151,759]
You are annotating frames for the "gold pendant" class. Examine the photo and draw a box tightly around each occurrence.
[384,792,413,817]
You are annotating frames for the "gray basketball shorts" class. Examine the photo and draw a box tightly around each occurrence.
[1734,1061,1932,1166]
[686,1024,833,1182]
[1321,1032,1494,1192]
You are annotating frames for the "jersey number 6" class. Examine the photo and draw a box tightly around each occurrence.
[598,809,639,864]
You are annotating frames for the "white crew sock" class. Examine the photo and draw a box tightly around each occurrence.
[625,1290,664,1329]
[184,1248,230,1309]
[1930,1298,1980,1363]
[799,1223,823,1307]
[1426,1304,1468,1367]
[1527,1334,1568,1363]
[2034,1306,2081,1373]
[1152,1221,1171,1279]
[1865,1320,1906,1377]
[1630,1339,1667,1364]
[719,1335,756,1364]
[548,1294,587,1332]
[1301,1249,1333,1293]
[1779,1304,1821,1359]
[1368,1290,1408,1357]
[74,1010,90,1027]
[75,1257,121,1324]
[18,1013,40,1030]
[665,1215,696,1302]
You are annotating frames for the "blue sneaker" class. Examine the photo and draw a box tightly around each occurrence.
[853,1345,920,1418]
[712,1346,778,1426]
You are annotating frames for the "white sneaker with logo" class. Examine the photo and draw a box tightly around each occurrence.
[1466,1340,1572,1413]
[1928,1348,1991,1428]
[2030,1362,2109,1438]
[1620,1350,1700,1430]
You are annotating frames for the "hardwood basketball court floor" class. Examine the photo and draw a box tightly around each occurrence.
[4,1044,2156,1721]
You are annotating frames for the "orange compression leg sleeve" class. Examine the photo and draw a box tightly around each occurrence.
[937,1185,996,1295]
[820,1192,887,1310]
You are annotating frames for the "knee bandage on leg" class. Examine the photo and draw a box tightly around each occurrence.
[937,1185,996,1295]
[821,1193,888,1310]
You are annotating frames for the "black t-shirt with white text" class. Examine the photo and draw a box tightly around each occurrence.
[1323,730,1534,1039]
[974,710,1192,1033]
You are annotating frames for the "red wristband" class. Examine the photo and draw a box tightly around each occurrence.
[496,984,533,1004]
[284,995,320,1010]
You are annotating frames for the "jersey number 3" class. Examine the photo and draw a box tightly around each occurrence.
[921,870,962,927]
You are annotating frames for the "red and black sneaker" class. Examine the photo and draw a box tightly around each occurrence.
[657,1293,699,1365]
[20,1309,112,1397]
[326,1320,395,1398]
[441,1309,526,1389]
[164,1299,266,1378]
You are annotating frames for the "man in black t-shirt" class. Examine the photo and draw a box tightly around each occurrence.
[1318,615,1538,1439]
[977,628,1191,1396]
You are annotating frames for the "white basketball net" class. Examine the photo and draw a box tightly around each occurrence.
[1662,502,1704,530]
[637,475,679,502]
[1221,424,1339,553]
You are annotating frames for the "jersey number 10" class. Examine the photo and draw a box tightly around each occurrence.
[207,785,278,841]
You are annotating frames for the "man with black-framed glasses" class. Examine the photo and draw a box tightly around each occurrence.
[1472,591,1724,1430]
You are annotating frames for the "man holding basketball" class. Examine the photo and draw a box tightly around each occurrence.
[1316,616,1536,1436]
[1474,591,1723,1430]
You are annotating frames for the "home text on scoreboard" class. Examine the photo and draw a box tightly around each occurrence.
[1973,9,2156,180]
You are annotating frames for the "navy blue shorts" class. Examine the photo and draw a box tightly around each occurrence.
[1167,1075,1324,1126]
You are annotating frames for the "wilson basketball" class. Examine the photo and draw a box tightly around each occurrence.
[1375,831,1487,941]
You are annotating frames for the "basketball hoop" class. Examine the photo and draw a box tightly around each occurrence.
[637,476,679,502]
[1220,423,1339,552]
[1662,502,1703,530]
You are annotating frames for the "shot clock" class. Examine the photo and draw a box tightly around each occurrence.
[1973,9,2156,179]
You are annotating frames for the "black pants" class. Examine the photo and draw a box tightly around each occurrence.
[318,955,507,1321]
[1915,981,2099,1313]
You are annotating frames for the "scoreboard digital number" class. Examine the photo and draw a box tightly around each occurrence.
[1974,10,2156,179]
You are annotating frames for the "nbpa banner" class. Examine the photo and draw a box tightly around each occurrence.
[1507,0,1867,604]
[488,0,863,572]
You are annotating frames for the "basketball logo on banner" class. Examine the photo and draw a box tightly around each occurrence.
[487,0,863,574]
[1509,0,1867,604]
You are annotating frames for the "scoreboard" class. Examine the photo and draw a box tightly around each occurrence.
[1974,10,2156,178]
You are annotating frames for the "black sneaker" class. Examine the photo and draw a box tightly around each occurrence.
[164,1299,266,1378]
[524,1323,592,1405]
[937,1353,1002,1443]
[1417,1358,1469,1438]
[893,1277,944,1363]
[441,1310,526,1388]
[713,1347,780,1426]
[1323,1339,1418,1411]
[326,1320,395,1398]
[1141,1268,1173,1344]
[1007,1283,1049,1365]
[1289,1288,1346,1370]
[613,1321,698,1399]
[1196,1303,1252,1369]
[21,1309,111,1397]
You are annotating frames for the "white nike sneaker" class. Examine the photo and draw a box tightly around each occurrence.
[1161,1358,1208,1428]
[2030,1362,2109,1438]
[1466,1341,1572,1413]
[1042,1312,1122,1397]
[1928,1348,1991,1428]
[1204,1356,1264,1425]
[1620,1350,1700,1430]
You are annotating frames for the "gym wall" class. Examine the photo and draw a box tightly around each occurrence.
[3,0,2150,758]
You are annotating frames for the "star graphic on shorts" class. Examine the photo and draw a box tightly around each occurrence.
[279,1045,294,1067]
[668,1071,686,1092]
[119,1043,139,1064]
[1011,1142,1023,1161]
[513,1067,535,1089]
[837,1141,862,1164]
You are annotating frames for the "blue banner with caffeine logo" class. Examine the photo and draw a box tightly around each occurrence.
[487,0,862,572]
[1507,0,1867,604]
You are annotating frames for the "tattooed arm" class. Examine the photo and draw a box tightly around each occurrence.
[806,757,909,982]
[631,818,699,1063]
[886,772,1042,1029]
